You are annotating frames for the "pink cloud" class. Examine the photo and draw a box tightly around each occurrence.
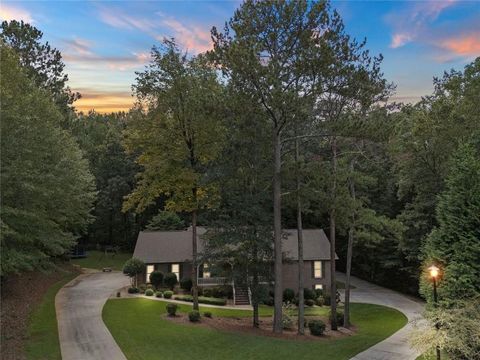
[97,6,156,36]
[387,0,457,48]
[440,33,480,57]
[158,14,213,54]
[63,52,150,71]
[0,4,34,23]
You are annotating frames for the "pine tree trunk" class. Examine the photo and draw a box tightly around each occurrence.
[191,208,199,311]
[344,160,356,328]
[330,137,338,331]
[273,131,283,334]
[296,137,305,335]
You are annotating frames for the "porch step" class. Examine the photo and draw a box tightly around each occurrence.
[234,285,250,305]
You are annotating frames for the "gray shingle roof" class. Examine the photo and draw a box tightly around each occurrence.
[133,227,335,263]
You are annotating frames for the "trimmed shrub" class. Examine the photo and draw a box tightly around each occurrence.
[155,291,163,298]
[314,288,324,298]
[163,290,173,299]
[304,288,316,301]
[188,310,201,322]
[323,294,331,306]
[305,299,315,307]
[329,309,344,327]
[149,271,164,289]
[203,311,212,318]
[283,288,295,303]
[180,277,193,292]
[308,319,326,336]
[315,296,325,307]
[212,286,233,299]
[203,288,213,297]
[166,303,177,316]
[128,287,139,294]
[164,272,178,290]
[282,315,294,330]
[145,289,154,296]
[174,295,227,306]
[139,284,147,293]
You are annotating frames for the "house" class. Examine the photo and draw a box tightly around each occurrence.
[132,227,337,304]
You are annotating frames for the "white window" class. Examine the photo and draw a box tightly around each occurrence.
[203,263,211,279]
[315,284,323,290]
[146,264,154,283]
[171,263,180,281]
[313,261,322,278]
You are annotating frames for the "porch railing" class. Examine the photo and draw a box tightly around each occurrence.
[198,277,232,286]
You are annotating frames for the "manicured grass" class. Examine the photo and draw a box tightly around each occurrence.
[25,271,78,360]
[71,250,132,271]
[103,298,407,360]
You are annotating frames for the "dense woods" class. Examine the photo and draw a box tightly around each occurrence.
[1,0,478,357]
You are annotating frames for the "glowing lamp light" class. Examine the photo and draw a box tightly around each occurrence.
[429,265,439,279]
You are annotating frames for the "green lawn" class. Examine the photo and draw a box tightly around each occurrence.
[103,298,407,360]
[70,250,132,271]
[25,271,78,360]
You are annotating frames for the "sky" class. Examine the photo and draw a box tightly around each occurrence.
[1,0,479,113]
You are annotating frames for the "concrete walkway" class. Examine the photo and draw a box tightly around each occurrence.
[56,271,130,360]
[336,272,425,360]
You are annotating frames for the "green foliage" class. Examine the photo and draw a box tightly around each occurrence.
[304,288,316,301]
[164,272,178,290]
[180,278,193,292]
[282,315,294,330]
[163,291,173,299]
[128,287,139,294]
[315,296,325,307]
[0,45,95,276]
[146,211,185,231]
[305,299,315,307]
[188,310,201,322]
[0,20,79,111]
[330,309,345,326]
[149,271,164,289]
[122,258,144,286]
[155,291,163,298]
[283,288,295,303]
[308,319,326,336]
[166,303,177,316]
[421,141,480,305]
[174,295,227,306]
[145,289,154,296]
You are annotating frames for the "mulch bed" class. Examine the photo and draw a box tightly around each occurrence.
[164,313,356,341]
[0,263,80,360]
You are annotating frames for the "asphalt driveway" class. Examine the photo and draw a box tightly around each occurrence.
[337,272,425,360]
[56,271,130,360]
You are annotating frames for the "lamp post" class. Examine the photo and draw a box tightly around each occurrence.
[428,265,441,360]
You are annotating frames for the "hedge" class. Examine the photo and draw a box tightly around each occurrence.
[174,295,227,306]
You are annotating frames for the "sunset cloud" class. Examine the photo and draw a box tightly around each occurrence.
[386,0,457,48]
[157,12,213,54]
[64,51,150,71]
[439,33,480,57]
[73,89,134,113]
[0,4,34,23]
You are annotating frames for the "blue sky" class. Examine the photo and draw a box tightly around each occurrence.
[1,0,479,113]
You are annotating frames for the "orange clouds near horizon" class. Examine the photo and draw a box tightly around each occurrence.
[74,91,135,114]
[440,33,480,57]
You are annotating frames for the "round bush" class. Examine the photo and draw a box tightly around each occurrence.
[163,290,173,299]
[308,319,326,336]
[166,303,177,316]
[315,296,325,307]
[149,271,164,289]
[304,288,316,300]
[282,315,294,330]
[128,287,139,294]
[323,294,331,306]
[305,299,315,307]
[180,277,193,292]
[145,289,154,296]
[203,288,213,297]
[203,311,212,318]
[283,288,295,303]
[155,291,163,298]
[329,309,344,326]
[139,284,147,293]
[314,288,324,298]
[188,310,201,322]
[164,272,178,290]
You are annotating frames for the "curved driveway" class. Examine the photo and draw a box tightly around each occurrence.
[336,272,425,360]
[56,271,129,360]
